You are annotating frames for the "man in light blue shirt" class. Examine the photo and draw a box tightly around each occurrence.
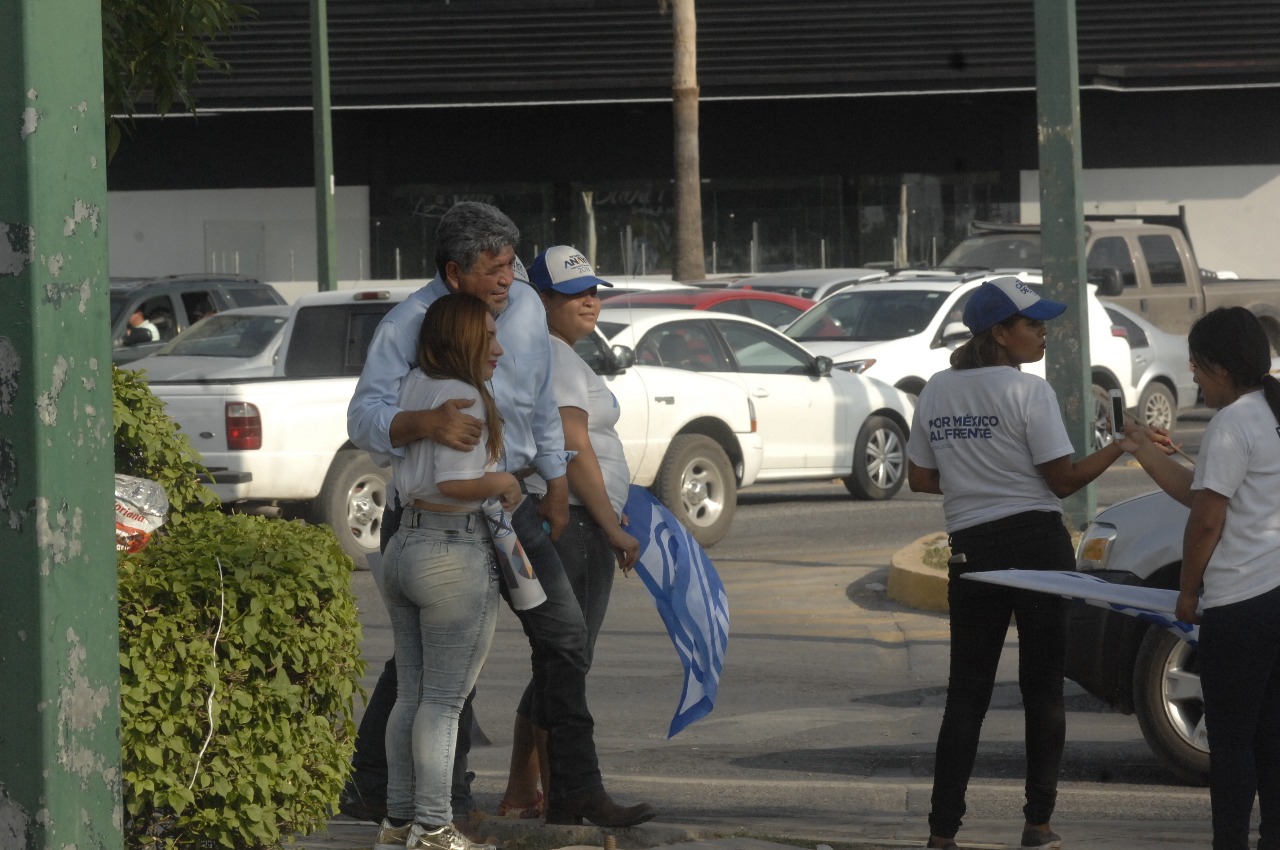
[343,202,655,831]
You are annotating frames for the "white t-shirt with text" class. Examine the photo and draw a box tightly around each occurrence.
[907,366,1076,533]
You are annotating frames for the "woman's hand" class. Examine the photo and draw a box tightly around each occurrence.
[1175,589,1202,625]
[496,473,524,512]
[607,526,641,575]
[1118,422,1176,456]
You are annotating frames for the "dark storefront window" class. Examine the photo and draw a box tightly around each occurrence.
[367,172,1017,281]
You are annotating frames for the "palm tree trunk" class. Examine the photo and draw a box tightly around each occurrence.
[671,0,706,281]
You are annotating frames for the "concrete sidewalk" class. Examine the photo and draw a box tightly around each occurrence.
[302,811,1211,850]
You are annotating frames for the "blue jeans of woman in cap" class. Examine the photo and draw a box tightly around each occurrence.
[928,510,1071,840]
[379,506,500,827]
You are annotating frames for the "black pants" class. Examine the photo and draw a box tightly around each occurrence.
[1200,581,1280,850]
[928,510,1071,839]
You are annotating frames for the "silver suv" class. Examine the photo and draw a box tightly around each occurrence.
[110,274,285,364]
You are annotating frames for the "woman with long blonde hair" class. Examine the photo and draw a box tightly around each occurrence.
[376,292,520,850]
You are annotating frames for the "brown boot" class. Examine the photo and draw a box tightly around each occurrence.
[544,788,657,827]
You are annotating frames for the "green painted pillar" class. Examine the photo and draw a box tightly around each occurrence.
[1034,0,1094,529]
[0,1,121,849]
[312,0,338,291]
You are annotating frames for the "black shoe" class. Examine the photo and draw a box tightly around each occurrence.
[339,780,387,823]
[544,788,657,828]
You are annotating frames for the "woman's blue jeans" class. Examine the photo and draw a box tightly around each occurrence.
[928,510,1071,839]
[379,507,500,827]
[1200,581,1280,850]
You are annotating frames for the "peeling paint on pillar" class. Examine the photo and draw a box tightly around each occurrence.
[35,355,68,427]
[0,223,35,277]
[62,200,99,239]
[0,785,32,850]
[0,337,17,415]
[34,497,83,575]
[57,629,114,782]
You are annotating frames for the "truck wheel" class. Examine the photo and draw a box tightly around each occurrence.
[314,449,388,570]
[843,415,906,500]
[1132,627,1210,785]
[1137,381,1177,431]
[652,435,736,548]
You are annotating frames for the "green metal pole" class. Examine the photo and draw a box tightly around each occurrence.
[0,1,121,848]
[312,0,338,291]
[1034,0,1094,530]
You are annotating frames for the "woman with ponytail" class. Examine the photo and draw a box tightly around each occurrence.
[1125,306,1280,850]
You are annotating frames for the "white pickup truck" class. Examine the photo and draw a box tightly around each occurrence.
[143,286,764,566]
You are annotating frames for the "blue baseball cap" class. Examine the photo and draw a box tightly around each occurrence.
[528,245,613,295]
[962,276,1067,333]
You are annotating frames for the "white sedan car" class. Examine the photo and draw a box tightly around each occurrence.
[595,309,916,501]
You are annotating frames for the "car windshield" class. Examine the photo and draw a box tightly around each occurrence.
[939,233,1043,270]
[786,289,948,342]
[157,313,286,358]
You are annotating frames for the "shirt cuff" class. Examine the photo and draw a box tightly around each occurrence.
[534,450,575,482]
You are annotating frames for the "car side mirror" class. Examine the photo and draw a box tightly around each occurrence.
[940,321,971,344]
[608,344,635,373]
[813,355,833,377]
[1089,267,1125,297]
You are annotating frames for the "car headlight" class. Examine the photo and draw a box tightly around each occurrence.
[1075,522,1117,571]
[836,358,875,374]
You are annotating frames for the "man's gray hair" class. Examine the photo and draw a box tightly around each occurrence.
[434,202,520,275]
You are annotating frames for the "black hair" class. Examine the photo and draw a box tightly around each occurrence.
[1188,307,1280,425]
[950,314,1022,370]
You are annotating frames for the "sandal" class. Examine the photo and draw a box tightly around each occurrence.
[495,790,544,819]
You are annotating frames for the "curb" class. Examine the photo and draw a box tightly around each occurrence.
[887,533,949,613]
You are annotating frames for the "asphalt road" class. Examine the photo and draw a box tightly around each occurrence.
[347,411,1216,845]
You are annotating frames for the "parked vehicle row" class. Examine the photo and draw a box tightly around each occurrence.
[602,288,814,329]
[784,271,1134,447]
[136,286,768,563]
[938,216,1280,353]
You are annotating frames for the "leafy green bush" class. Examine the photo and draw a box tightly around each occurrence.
[113,366,218,515]
[119,512,363,849]
[113,368,364,849]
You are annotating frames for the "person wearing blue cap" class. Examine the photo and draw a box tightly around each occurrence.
[493,245,644,821]
[906,277,1134,850]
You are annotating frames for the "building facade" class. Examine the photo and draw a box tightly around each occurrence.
[105,0,1280,285]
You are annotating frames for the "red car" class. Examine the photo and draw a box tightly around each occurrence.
[600,289,814,329]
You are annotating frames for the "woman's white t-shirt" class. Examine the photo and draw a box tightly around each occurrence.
[1193,390,1280,608]
[525,337,631,517]
[907,366,1076,533]
[391,371,493,510]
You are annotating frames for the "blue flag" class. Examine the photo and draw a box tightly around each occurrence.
[964,569,1199,645]
[623,485,730,737]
